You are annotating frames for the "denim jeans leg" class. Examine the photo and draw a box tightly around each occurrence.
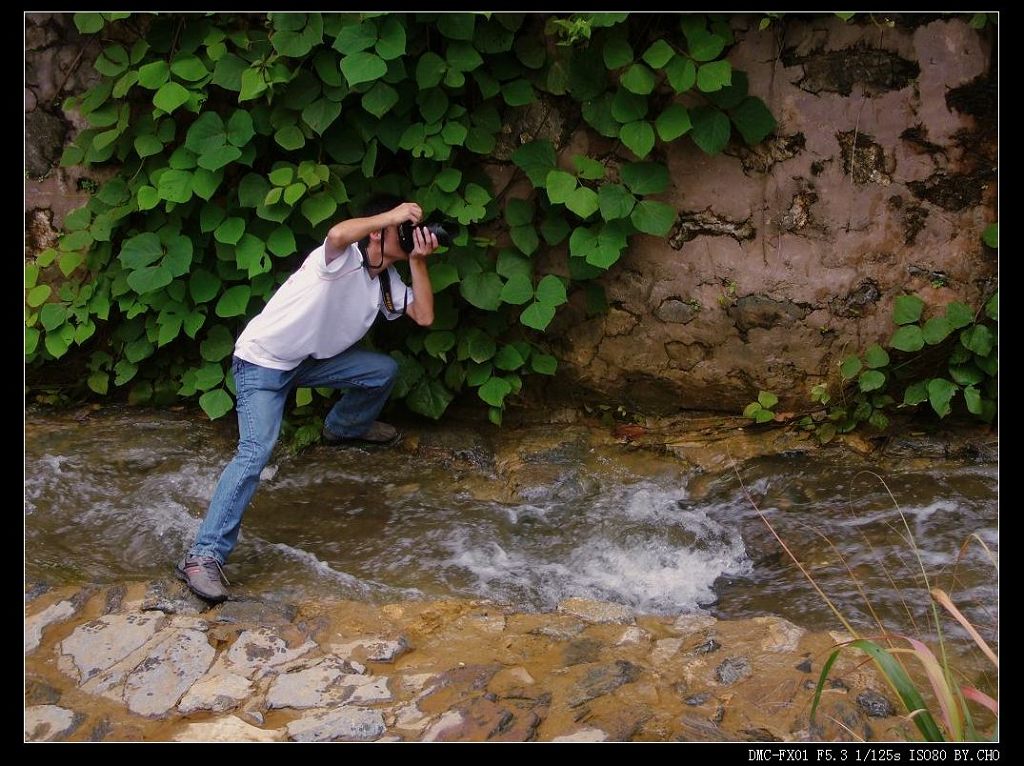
[190,358,294,564]
[296,348,399,439]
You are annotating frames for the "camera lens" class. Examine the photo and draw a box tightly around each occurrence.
[398,221,451,252]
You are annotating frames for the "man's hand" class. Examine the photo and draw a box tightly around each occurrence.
[409,226,439,260]
[389,202,423,227]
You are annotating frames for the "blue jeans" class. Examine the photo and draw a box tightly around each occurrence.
[189,348,399,564]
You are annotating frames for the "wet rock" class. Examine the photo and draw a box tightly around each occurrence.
[214,598,298,627]
[26,599,79,654]
[756,616,806,653]
[672,613,718,635]
[489,666,537,698]
[393,701,431,732]
[25,108,66,178]
[25,676,62,706]
[287,706,386,742]
[25,581,50,602]
[685,691,712,706]
[267,658,359,710]
[715,657,752,685]
[211,627,317,680]
[908,172,988,212]
[333,635,410,664]
[829,279,881,318]
[677,713,736,741]
[178,672,253,714]
[25,705,82,742]
[173,715,285,742]
[103,584,126,614]
[123,628,216,717]
[142,579,206,616]
[742,727,784,742]
[669,210,756,249]
[795,658,813,673]
[728,295,812,335]
[616,626,651,645]
[89,719,113,741]
[651,638,684,665]
[730,133,806,175]
[656,298,700,325]
[568,660,642,707]
[563,637,603,666]
[837,131,893,186]
[857,689,896,718]
[693,637,721,655]
[58,613,167,684]
[557,598,635,625]
[349,677,393,705]
[424,696,541,741]
[784,45,919,97]
[421,709,464,742]
[552,727,609,742]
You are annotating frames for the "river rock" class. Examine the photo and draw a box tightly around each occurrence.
[267,658,362,709]
[552,727,609,742]
[122,628,216,717]
[172,715,285,742]
[58,613,167,684]
[567,660,642,707]
[755,616,806,653]
[26,600,78,654]
[211,627,317,680]
[25,705,81,741]
[178,672,253,713]
[332,635,410,663]
[286,707,386,742]
[557,598,635,624]
[715,656,753,685]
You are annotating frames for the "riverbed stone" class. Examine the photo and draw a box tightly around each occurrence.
[332,635,410,663]
[286,706,386,742]
[24,705,82,741]
[552,727,609,742]
[122,628,216,717]
[172,715,285,742]
[58,613,167,684]
[26,600,78,654]
[211,627,317,680]
[267,658,359,709]
[557,598,635,624]
[672,613,718,635]
[651,637,685,665]
[178,672,253,713]
[755,616,806,653]
[567,660,642,707]
[616,625,652,645]
[715,656,753,685]
[857,689,896,718]
[214,598,298,626]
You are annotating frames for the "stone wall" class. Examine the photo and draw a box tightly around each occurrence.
[24,14,997,414]
[552,15,997,411]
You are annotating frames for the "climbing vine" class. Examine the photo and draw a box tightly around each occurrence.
[25,12,778,427]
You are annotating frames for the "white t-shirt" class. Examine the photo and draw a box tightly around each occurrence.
[233,240,412,370]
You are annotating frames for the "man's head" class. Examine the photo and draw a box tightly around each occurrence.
[359,194,405,264]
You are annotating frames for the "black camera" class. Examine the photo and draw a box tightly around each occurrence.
[398,221,452,253]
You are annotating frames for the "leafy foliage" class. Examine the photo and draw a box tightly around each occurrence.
[28,12,778,426]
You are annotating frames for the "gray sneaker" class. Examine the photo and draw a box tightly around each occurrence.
[323,421,401,447]
[176,555,230,603]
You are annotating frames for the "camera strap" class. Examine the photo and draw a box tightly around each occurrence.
[377,268,407,316]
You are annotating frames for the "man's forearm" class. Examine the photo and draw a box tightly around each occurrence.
[326,213,394,254]
[407,257,434,326]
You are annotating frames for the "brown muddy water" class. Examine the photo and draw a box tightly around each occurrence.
[25,407,997,648]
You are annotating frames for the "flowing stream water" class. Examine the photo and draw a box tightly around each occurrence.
[25,407,997,647]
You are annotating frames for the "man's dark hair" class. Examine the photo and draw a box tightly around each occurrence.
[358,194,402,254]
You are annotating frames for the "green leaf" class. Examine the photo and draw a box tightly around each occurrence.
[520,301,556,330]
[406,378,453,420]
[598,184,636,220]
[58,252,85,277]
[341,51,387,86]
[864,344,890,369]
[620,120,655,159]
[545,170,577,204]
[189,269,220,303]
[566,187,600,219]
[157,169,193,203]
[375,16,407,60]
[655,104,692,142]
[893,294,925,325]
[685,28,726,62]
[960,324,994,356]
[74,13,104,33]
[303,97,342,134]
[275,125,306,151]
[267,226,297,257]
[215,285,251,317]
[903,380,929,406]
[153,82,191,113]
[502,79,534,107]
[428,263,460,292]
[39,303,67,331]
[611,88,647,123]
[460,272,504,311]
[119,232,163,269]
[126,265,172,295]
[239,68,268,101]
[696,60,732,92]
[201,325,235,362]
[171,53,209,82]
[511,225,539,256]
[963,385,983,415]
[982,222,998,248]
[603,36,633,69]
[416,52,447,89]
[500,274,534,305]
[200,388,234,420]
[495,344,526,371]
[191,168,223,200]
[840,355,862,379]
[95,44,129,77]
[944,302,974,329]
[479,376,513,407]
[691,106,731,155]
[757,390,778,410]
[859,370,886,392]
[536,275,567,307]
[214,217,245,245]
[284,183,307,205]
[301,192,337,226]
[505,198,534,227]
[425,330,456,358]
[922,316,952,345]
[435,168,462,193]
[512,140,556,188]
[621,162,669,195]
[572,155,605,180]
[621,63,655,95]
[87,371,109,395]
[113,359,137,386]
[631,200,676,235]
[890,325,924,352]
[927,377,957,418]
[985,291,998,321]
[447,41,483,72]
[665,55,697,93]
[731,96,777,145]
[438,13,476,40]
[743,402,762,419]
[949,363,984,387]
[531,353,557,375]
[26,327,40,355]
[138,60,170,90]
[643,39,675,69]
